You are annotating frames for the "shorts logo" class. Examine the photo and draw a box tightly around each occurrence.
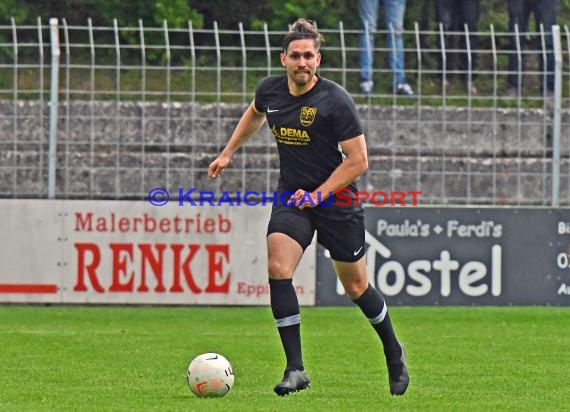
[300,106,317,127]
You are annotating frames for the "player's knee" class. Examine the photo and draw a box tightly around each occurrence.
[343,281,368,299]
[267,258,292,280]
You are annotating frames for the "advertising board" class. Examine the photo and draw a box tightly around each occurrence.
[316,208,570,306]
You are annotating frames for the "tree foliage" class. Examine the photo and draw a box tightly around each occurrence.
[2,0,568,70]
[4,0,569,31]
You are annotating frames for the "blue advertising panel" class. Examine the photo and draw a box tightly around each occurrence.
[316,208,570,306]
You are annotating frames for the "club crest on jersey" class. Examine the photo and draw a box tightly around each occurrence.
[300,106,317,127]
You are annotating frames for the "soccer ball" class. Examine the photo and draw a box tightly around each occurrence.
[186,352,234,397]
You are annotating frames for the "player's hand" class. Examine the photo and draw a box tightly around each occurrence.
[208,155,230,178]
[287,189,319,209]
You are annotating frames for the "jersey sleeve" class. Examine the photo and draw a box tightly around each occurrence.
[253,76,274,113]
[332,86,364,141]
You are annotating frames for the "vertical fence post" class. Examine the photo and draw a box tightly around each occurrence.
[464,23,473,203]
[263,22,271,193]
[414,23,422,198]
[389,22,396,193]
[339,21,346,88]
[62,19,70,197]
[188,20,196,190]
[113,19,121,199]
[490,24,498,205]
[513,24,522,99]
[214,20,221,107]
[539,24,548,100]
[164,20,171,195]
[551,25,562,207]
[564,25,570,201]
[263,23,271,76]
[438,22,447,201]
[389,23,397,159]
[539,23,548,203]
[414,23,421,106]
[213,20,221,147]
[37,18,44,193]
[514,23,522,204]
[238,22,247,194]
[566,26,570,99]
[12,18,18,197]
[238,22,246,105]
[88,18,95,197]
[48,18,60,199]
[213,21,222,194]
[139,19,146,198]
[364,21,371,101]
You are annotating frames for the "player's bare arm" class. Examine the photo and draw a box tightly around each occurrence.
[290,134,368,208]
[208,101,266,178]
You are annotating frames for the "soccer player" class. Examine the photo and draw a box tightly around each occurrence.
[208,18,409,397]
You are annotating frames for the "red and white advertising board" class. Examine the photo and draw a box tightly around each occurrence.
[0,200,316,305]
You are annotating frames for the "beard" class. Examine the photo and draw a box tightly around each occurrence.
[291,70,314,86]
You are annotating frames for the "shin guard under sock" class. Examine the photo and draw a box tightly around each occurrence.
[269,278,304,371]
[353,283,401,359]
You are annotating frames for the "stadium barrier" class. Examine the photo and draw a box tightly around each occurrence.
[0,199,315,305]
[0,20,569,205]
[1,200,569,306]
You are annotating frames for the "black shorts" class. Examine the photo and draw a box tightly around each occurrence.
[266,195,365,262]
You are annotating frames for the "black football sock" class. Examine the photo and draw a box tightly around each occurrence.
[353,283,401,360]
[269,278,304,371]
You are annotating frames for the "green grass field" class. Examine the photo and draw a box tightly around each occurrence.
[1,306,568,411]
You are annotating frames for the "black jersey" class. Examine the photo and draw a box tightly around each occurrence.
[254,75,363,193]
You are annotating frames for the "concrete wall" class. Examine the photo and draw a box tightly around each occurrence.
[1,101,568,204]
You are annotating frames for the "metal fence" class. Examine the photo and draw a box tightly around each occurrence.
[0,18,569,205]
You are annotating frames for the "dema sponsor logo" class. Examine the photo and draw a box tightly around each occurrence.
[271,124,310,145]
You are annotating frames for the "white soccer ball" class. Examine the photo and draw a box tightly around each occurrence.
[186,352,234,397]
